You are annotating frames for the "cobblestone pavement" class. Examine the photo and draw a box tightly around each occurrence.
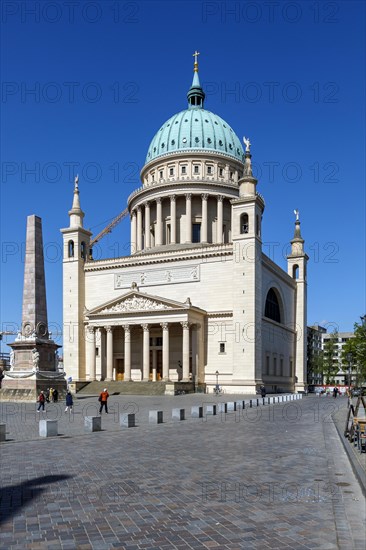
[0,395,365,549]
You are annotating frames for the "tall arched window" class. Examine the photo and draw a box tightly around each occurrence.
[292,264,299,279]
[68,240,74,258]
[264,288,282,323]
[81,241,86,259]
[240,213,249,234]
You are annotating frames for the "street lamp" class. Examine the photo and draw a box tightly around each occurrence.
[346,352,353,390]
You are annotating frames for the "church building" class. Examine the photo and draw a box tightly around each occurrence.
[61,55,308,394]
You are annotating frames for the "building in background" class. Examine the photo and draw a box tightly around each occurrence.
[307,325,327,387]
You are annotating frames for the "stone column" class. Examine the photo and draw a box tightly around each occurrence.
[191,325,197,381]
[170,195,176,244]
[106,326,114,381]
[130,210,137,254]
[152,341,157,382]
[136,206,142,252]
[87,326,96,381]
[141,324,150,381]
[161,322,170,380]
[201,194,208,243]
[185,193,192,243]
[144,202,150,249]
[217,195,223,244]
[156,198,163,246]
[123,325,131,381]
[181,321,190,381]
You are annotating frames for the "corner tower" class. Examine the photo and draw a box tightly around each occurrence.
[61,177,91,381]
[231,142,265,391]
[287,211,308,391]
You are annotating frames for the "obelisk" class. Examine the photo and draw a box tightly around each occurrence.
[21,215,49,338]
[1,215,65,399]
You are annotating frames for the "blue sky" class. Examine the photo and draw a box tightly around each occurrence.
[1,0,365,350]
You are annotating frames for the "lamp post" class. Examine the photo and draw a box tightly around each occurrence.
[346,352,353,390]
[215,370,219,389]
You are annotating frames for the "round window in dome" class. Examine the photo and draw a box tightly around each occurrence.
[171,139,175,145]
[205,119,209,123]
[207,138,212,144]
[175,121,179,124]
[195,137,199,143]
[229,143,233,149]
[153,147,156,153]
[182,137,187,143]
[219,140,223,146]
[161,143,165,148]
[184,119,188,122]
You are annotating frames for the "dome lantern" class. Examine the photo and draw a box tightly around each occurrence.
[187,50,205,109]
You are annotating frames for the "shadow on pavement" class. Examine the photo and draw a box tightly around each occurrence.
[0,474,72,525]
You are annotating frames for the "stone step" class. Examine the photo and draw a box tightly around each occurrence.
[76,381,168,396]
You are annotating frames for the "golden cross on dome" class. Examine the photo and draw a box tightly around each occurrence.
[193,50,200,72]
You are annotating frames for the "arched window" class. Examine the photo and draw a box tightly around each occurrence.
[81,241,86,259]
[240,213,249,234]
[292,264,299,279]
[68,240,74,258]
[265,288,282,323]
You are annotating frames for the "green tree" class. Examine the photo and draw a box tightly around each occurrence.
[341,322,366,386]
[322,330,339,384]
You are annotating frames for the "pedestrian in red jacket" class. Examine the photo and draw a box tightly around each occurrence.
[99,388,109,414]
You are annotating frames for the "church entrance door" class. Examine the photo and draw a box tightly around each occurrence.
[116,358,124,381]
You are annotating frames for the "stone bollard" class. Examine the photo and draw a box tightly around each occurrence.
[172,408,185,421]
[227,402,236,412]
[191,406,203,418]
[120,413,136,428]
[0,424,6,442]
[205,404,217,415]
[84,416,101,432]
[39,419,58,437]
[217,402,227,413]
[149,410,163,424]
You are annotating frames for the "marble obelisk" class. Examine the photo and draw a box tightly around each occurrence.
[2,215,65,399]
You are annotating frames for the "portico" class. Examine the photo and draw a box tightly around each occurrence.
[85,288,205,383]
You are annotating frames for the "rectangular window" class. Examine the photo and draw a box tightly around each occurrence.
[192,223,201,243]
[266,356,270,374]
[181,166,187,175]
[151,173,155,181]
[273,357,277,375]
[96,348,99,356]
[159,170,163,179]
[207,166,212,175]
[219,168,223,177]
[280,358,283,375]
[166,224,171,244]
[220,343,225,353]
[169,168,174,176]
[194,165,199,174]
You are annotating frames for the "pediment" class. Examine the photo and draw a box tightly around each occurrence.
[87,291,193,317]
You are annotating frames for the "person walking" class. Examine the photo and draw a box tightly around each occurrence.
[260,385,266,398]
[99,388,109,414]
[64,390,73,413]
[53,388,58,403]
[37,391,46,412]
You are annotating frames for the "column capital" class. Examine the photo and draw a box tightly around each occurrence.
[180,321,191,330]
[156,197,162,204]
[217,195,224,202]
[201,193,208,201]
[87,325,95,334]
[144,200,150,208]
[141,323,150,331]
[105,325,113,333]
[131,209,137,218]
[170,194,176,202]
[136,205,142,212]
[123,324,130,333]
[160,322,169,330]
[185,193,192,200]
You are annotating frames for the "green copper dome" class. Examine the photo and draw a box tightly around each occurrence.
[145,59,244,165]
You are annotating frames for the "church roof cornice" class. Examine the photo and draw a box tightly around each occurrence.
[84,243,233,272]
